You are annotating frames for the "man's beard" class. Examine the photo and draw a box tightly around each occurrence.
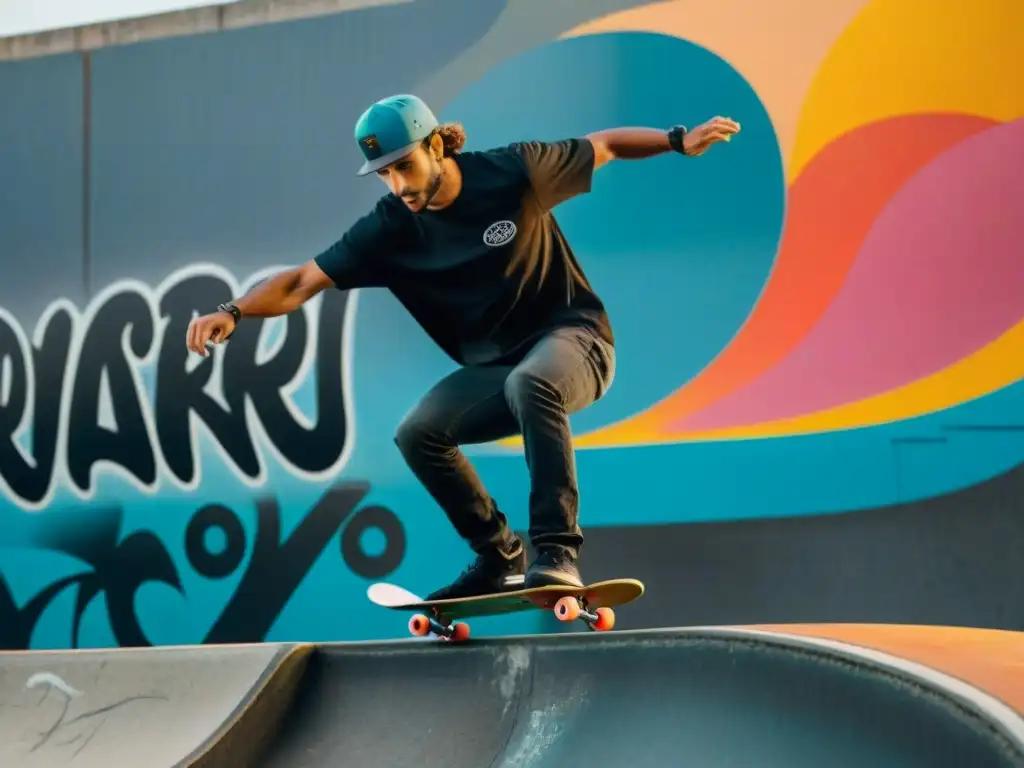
[405,161,444,211]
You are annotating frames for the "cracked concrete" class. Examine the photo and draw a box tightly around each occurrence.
[0,643,295,767]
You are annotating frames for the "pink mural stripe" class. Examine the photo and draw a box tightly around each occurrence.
[620,113,997,438]
[679,117,1024,431]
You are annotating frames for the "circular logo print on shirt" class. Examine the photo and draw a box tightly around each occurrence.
[483,220,517,247]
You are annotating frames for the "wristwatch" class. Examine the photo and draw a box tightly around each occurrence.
[217,302,241,323]
[667,125,689,155]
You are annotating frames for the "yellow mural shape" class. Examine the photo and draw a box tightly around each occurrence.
[563,0,871,181]
[791,0,1024,178]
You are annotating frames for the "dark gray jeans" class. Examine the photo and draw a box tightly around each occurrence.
[394,326,616,559]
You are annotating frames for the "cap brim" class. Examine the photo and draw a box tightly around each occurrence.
[356,141,421,176]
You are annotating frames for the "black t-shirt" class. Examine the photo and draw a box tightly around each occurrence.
[313,138,613,366]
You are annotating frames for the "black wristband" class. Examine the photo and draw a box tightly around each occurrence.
[667,125,688,155]
[217,302,241,322]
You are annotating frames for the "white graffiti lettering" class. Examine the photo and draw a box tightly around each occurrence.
[0,263,358,510]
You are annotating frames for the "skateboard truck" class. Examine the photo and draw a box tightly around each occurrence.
[553,596,615,631]
[408,611,471,643]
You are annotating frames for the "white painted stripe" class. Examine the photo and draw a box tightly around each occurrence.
[25,671,83,698]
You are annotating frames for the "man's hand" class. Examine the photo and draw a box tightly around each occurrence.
[186,311,236,357]
[683,116,741,156]
[182,260,335,357]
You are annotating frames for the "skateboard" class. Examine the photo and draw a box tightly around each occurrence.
[367,577,644,642]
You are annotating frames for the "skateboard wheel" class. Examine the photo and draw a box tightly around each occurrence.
[450,622,471,642]
[409,614,430,636]
[554,596,581,622]
[592,607,615,631]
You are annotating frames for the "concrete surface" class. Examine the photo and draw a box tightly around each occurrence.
[1,627,1021,767]
[257,628,1024,768]
[0,642,306,767]
[748,623,1024,718]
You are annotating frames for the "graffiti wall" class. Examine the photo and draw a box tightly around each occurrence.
[0,0,1022,649]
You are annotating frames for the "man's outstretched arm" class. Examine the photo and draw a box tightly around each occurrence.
[185,260,335,356]
[232,260,334,318]
[185,207,391,357]
[586,116,741,169]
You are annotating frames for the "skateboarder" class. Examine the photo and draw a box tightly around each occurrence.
[185,94,739,601]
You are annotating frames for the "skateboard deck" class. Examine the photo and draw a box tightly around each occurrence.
[367,578,644,642]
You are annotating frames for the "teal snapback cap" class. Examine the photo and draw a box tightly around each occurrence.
[353,94,439,176]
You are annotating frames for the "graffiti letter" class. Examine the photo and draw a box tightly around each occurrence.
[205,482,370,643]
[156,275,259,483]
[67,292,157,491]
[221,290,348,474]
[0,309,73,504]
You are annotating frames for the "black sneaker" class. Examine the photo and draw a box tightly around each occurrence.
[525,547,583,589]
[425,539,526,602]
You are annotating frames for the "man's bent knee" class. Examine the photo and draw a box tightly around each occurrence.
[394,411,446,459]
[504,369,562,414]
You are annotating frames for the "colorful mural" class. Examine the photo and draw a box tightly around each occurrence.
[0,0,1021,650]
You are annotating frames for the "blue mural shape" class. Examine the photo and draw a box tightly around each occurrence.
[427,32,1024,526]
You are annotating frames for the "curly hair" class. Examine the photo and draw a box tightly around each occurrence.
[426,122,467,157]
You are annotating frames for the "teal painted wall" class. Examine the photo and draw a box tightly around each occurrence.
[1,0,1022,648]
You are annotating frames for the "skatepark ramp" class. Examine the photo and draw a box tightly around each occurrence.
[258,627,1024,768]
[1,626,1022,767]
[0,642,310,767]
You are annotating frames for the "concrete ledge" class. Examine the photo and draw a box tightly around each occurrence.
[0,642,307,767]
[0,0,408,61]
